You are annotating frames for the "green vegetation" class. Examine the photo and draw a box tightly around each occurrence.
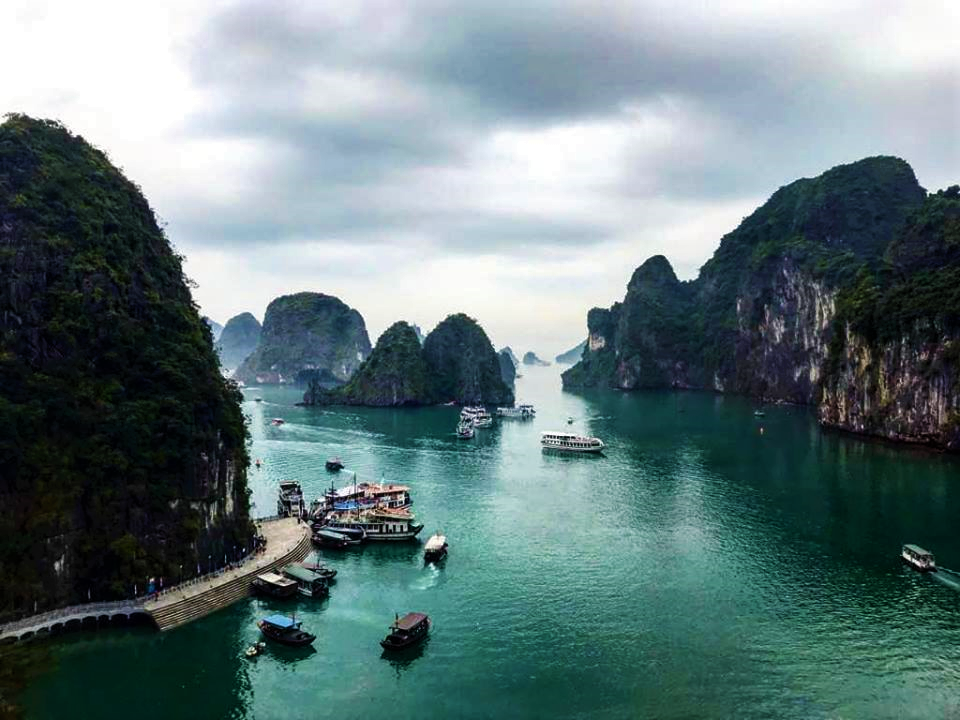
[0,115,251,620]
[423,313,514,405]
[234,292,370,384]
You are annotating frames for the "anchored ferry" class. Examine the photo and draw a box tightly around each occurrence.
[540,431,605,454]
[323,506,424,541]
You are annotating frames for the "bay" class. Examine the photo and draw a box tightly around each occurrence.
[18,367,960,719]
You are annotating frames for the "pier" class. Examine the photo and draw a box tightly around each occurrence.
[0,517,311,642]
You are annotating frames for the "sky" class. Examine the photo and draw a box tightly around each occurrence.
[1,0,957,356]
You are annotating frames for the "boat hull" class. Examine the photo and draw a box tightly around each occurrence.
[901,551,936,572]
[258,622,316,647]
[540,442,604,454]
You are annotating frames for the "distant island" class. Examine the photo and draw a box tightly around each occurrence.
[304,314,514,407]
[217,311,261,370]
[555,340,587,365]
[563,156,960,451]
[522,351,550,366]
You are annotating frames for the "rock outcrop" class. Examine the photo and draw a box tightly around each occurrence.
[216,312,261,370]
[0,115,252,619]
[306,313,513,406]
[555,340,587,365]
[203,316,223,341]
[498,349,517,389]
[522,351,550,366]
[234,292,371,384]
[564,157,960,450]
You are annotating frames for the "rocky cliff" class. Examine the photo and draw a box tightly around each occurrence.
[234,292,371,384]
[203,316,223,341]
[564,157,960,450]
[216,312,261,370]
[0,116,252,619]
[424,314,515,405]
[498,349,517,389]
[305,322,430,406]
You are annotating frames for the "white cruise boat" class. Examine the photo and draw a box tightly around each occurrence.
[323,507,424,541]
[473,408,493,428]
[540,431,605,454]
[902,544,936,572]
[496,403,536,419]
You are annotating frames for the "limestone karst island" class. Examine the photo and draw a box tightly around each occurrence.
[1,2,958,717]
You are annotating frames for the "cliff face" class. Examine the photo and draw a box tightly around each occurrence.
[217,312,261,370]
[234,292,371,384]
[0,116,251,619]
[306,322,429,406]
[498,349,517,389]
[564,157,960,450]
[424,314,515,405]
[203,317,223,341]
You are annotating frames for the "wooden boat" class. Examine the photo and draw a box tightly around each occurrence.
[323,507,424,542]
[902,544,936,572]
[380,612,430,651]
[314,525,365,543]
[424,533,448,562]
[325,457,344,471]
[252,571,298,599]
[313,529,351,548]
[281,564,329,598]
[298,561,337,581]
[258,615,316,646]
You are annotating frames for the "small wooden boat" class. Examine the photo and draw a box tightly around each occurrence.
[902,544,936,572]
[252,571,298,599]
[314,525,365,543]
[281,564,329,598]
[326,457,344,472]
[424,533,448,562]
[244,641,266,658]
[258,615,316,647]
[380,612,430,651]
[298,561,338,581]
[753,410,765,418]
[313,529,351,548]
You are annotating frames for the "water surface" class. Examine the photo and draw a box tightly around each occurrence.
[20,367,960,719]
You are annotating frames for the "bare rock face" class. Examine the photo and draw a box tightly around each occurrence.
[0,115,252,619]
[234,292,371,385]
[565,157,960,450]
[217,312,261,370]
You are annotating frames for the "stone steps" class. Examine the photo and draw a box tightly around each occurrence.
[149,531,312,631]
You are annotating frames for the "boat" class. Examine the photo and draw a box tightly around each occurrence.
[252,572,299,599]
[254,397,263,402]
[323,507,424,541]
[456,420,475,439]
[313,529,351,548]
[753,410,765,418]
[254,458,262,469]
[257,615,316,646]
[281,564,330,598]
[244,641,266,658]
[380,612,430,651]
[540,431,605,454]
[312,476,412,515]
[298,561,338,581]
[272,417,285,426]
[326,457,344,472]
[277,480,305,518]
[496,403,536,419]
[424,533,448,562]
[567,416,574,424]
[472,409,493,428]
[313,525,365,543]
[902,544,937,572]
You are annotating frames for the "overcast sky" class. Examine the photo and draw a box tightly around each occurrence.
[2,1,957,354]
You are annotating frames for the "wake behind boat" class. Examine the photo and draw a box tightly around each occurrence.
[541,431,605,454]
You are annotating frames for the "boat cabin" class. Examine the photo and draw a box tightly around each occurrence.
[282,564,329,597]
[902,544,936,572]
[380,612,430,650]
[540,431,605,453]
[252,571,298,598]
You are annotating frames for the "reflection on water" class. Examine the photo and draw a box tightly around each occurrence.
[381,636,429,678]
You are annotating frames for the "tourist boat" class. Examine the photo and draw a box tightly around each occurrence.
[298,561,338,581]
[380,612,430,651]
[257,615,316,646]
[245,641,266,658]
[473,408,493,428]
[496,404,536,419]
[424,533,448,562]
[272,417,285,426]
[252,571,299,599]
[540,431,605,454]
[281,564,329,598]
[457,420,475,439]
[314,477,412,514]
[326,457,344,471]
[313,529,351,548]
[324,507,424,541]
[902,544,936,572]
[277,480,305,518]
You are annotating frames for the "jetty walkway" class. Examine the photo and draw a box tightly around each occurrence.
[0,517,311,643]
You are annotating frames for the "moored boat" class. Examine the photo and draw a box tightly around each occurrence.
[281,564,330,598]
[424,533,448,562]
[902,544,936,572]
[277,480,305,518]
[324,507,424,541]
[298,561,338,581]
[258,615,316,646]
[313,524,365,543]
[380,612,430,651]
[540,431,605,453]
[496,403,536,419]
[252,571,299,599]
[313,529,351,548]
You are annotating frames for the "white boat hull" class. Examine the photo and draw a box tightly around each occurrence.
[540,441,604,454]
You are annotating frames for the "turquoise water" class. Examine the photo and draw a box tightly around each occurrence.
[18,367,960,719]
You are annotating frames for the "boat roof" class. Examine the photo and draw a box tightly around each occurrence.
[262,615,297,628]
[279,480,301,489]
[903,544,934,556]
[425,535,447,550]
[541,431,601,441]
[282,564,323,583]
[257,572,296,586]
[392,612,428,630]
[316,529,347,539]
